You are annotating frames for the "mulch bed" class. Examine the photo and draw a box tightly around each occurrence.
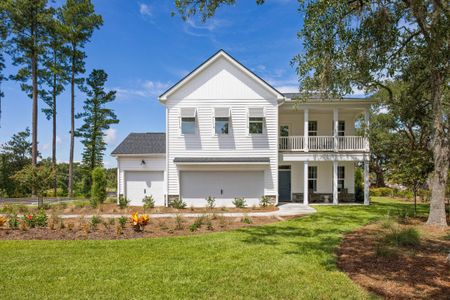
[0,215,292,240]
[337,221,450,299]
[3,203,279,215]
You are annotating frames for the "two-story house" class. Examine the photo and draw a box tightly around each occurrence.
[112,50,372,207]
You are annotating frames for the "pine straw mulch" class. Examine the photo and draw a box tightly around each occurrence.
[0,215,294,241]
[337,220,450,300]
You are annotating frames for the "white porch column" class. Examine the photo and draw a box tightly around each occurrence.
[333,160,338,205]
[364,160,370,205]
[364,109,370,151]
[304,109,309,152]
[303,161,309,205]
[333,108,339,152]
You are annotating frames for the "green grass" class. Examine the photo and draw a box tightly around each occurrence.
[0,198,429,299]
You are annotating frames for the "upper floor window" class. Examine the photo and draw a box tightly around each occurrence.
[280,125,289,137]
[214,107,230,135]
[180,108,197,135]
[248,107,265,134]
[338,121,345,136]
[308,121,318,136]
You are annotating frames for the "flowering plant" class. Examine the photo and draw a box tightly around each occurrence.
[131,212,149,231]
[0,216,7,227]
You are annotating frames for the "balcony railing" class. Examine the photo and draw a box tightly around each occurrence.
[279,136,368,152]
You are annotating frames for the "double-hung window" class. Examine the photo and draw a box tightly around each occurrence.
[180,108,197,135]
[214,107,230,135]
[308,121,318,136]
[308,166,318,192]
[338,121,345,136]
[248,107,265,134]
[338,166,345,192]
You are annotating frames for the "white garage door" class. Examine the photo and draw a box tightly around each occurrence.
[180,171,264,207]
[125,171,164,206]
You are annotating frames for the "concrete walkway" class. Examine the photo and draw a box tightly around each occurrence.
[1,203,316,219]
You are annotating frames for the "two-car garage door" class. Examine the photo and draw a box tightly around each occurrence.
[125,171,165,206]
[180,171,264,207]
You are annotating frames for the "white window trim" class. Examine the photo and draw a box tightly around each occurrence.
[213,107,231,136]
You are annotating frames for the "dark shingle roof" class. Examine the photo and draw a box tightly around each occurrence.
[173,157,270,163]
[111,133,165,155]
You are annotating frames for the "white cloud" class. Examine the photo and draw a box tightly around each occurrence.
[104,128,117,145]
[113,80,171,101]
[139,3,152,16]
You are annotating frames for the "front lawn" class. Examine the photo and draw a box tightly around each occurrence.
[0,198,429,299]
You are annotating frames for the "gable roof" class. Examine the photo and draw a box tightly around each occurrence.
[111,133,165,156]
[158,49,285,101]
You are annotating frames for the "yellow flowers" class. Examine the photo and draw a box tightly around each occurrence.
[0,216,7,227]
[131,212,149,231]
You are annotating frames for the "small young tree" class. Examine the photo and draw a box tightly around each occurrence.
[11,164,55,207]
[90,167,107,207]
[76,69,119,194]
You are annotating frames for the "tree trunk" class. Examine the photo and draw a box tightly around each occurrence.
[426,72,449,227]
[68,52,75,198]
[31,44,38,198]
[52,69,57,197]
[413,188,417,217]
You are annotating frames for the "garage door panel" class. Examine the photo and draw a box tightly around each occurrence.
[125,171,164,206]
[180,171,264,207]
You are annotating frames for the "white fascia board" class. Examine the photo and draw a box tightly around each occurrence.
[281,152,370,162]
[159,50,285,102]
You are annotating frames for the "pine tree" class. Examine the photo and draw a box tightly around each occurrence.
[41,14,69,197]
[60,0,103,198]
[0,4,9,127]
[76,69,118,193]
[4,0,53,170]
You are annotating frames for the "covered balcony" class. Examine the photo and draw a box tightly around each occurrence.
[279,135,369,152]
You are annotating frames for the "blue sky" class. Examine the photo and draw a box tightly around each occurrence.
[1,0,303,167]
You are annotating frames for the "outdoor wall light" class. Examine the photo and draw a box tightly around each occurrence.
[141,160,146,165]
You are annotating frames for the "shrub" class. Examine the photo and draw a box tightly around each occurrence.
[385,227,421,247]
[130,212,150,232]
[241,214,253,224]
[170,197,187,209]
[22,210,48,228]
[118,216,127,228]
[118,195,130,209]
[259,196,272,207]
[354,167,364,202]
[189,216,205,232]
[0,216,7,227]
[206,196,215,209]
[369,187,393,197]
[175,214,184,230]
[91,167,107,207]
[232,197,246,208]
[375,244,399,257]
[115,224,123,235]
[396,209,412,224]
[90,215,102,230]
[143,195,155,211]
[7,214,19,229]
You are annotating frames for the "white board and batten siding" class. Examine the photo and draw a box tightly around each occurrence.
[117,156,166,206]
[164,55,279,207]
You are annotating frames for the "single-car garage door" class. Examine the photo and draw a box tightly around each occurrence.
[180,171,264,207]
[125,171,164,206]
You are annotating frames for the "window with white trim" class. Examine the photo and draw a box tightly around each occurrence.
[180,108,197,135]
[248,107,265,134]
[308,121,318,136]
[214,107,230,135]
[338,121,345,136]
[338,166,345,192]
[308,166,317,192]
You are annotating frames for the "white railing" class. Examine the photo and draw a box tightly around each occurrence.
[308,136,334,151]
[279,136,304,151]
[279,136,368,152]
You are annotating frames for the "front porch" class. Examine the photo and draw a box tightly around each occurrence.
[278,159,369,205]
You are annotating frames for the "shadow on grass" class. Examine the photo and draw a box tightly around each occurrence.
[236,199,431,270]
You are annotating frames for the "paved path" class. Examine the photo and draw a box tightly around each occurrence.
[1,203,316,219]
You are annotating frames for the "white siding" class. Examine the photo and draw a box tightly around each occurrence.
[279,111,358,136]
[117,156,166,197]
[165,56,279,200]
